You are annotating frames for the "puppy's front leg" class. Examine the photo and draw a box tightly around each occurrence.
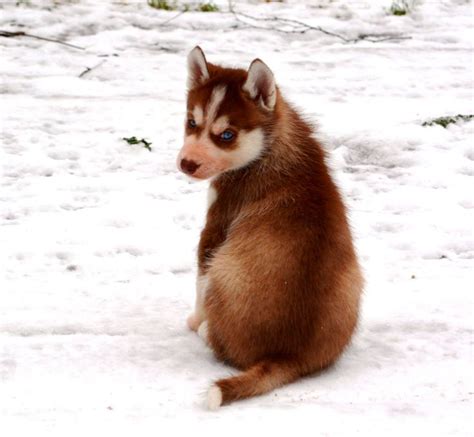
[187,274,209,331]
[188,184,222,332]
[197,321,209,345]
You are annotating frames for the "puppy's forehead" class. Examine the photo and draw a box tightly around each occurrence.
[206,85,226,122]
[187,83,229,129]
[188,83,226,111]
[187,80,263,130]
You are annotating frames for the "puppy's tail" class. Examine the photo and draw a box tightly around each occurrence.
[207,357,302,410]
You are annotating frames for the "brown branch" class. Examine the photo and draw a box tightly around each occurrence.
[0,30,85,50]
[0,31,25,37]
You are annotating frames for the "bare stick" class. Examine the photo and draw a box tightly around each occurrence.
[160,10,187,26]
[227,3,410,44]
[79,60,106,78]
[0,30,85,50]
[231,10,351,41]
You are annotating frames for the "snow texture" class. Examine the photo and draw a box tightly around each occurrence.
[0,0,472,435]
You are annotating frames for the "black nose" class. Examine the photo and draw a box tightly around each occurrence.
[180,158,200,175]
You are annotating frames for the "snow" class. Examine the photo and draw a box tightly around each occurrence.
[0,0,472,435]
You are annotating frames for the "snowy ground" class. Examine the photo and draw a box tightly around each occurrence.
[0,0,473,435]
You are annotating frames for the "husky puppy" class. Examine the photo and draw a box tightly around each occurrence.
[177,47,363,409]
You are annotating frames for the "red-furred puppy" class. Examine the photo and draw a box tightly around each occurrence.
[177,47,363,410]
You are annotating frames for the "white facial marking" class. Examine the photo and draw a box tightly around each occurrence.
[207,185,217,210]
[207,385,223,411]
[193,105,204,125]
[228,128,265,170]
[178,133,196,162]
[206,85,227,127]
[182,79,267,179]
[211,116,229,135]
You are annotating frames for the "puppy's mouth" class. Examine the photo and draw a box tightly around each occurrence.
[188,167,221,180]
[177,162,220,180]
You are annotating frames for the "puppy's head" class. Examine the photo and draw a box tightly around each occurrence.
[177,47,277,180]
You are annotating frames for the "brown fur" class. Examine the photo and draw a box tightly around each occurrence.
[182,52,363,406]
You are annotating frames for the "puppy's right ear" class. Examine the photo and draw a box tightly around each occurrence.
[187,46,210,89]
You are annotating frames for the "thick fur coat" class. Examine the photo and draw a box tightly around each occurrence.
[177,47,363,409]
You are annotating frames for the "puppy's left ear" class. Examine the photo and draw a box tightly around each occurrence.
[242,59,276,111]
[187,46,210,89]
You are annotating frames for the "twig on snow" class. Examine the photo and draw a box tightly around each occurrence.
[159,10,187,26]
[230,9,351,41]
[227,3,411,44]
[356,33,412,43]
[0,30,85,50]
[79,60,107,78]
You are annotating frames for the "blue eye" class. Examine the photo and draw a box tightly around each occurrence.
[188,119,197,128]
[220,130,235,141]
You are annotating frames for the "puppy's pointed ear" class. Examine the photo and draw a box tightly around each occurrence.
[242,59,276,111]
[187,46,210,89]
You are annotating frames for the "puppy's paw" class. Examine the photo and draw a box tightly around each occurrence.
[187,313,200,331]
[197,321,209,345]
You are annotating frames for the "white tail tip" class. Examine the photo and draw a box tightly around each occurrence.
[207,385,223,411]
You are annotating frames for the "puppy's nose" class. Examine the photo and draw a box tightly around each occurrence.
[180,158,201,175]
